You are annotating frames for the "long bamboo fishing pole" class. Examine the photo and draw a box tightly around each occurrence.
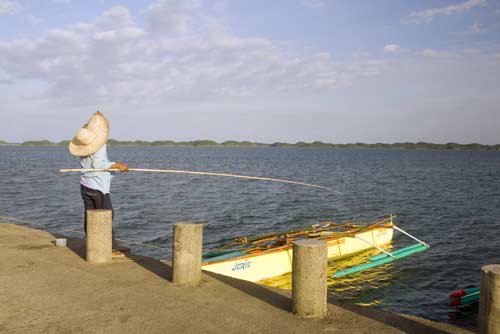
[59,168,339,193]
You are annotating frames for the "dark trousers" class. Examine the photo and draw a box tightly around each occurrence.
[80,184,118,247]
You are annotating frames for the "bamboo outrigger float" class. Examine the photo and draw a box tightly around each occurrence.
[202,215,428,282]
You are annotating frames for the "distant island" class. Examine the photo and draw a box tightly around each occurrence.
[1,139,499,151]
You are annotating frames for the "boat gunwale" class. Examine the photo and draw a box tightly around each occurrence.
[202,222,393,267]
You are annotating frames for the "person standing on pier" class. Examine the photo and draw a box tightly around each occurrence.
[68,111,129,257]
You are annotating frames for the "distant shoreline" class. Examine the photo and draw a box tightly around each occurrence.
[1,139,499,151]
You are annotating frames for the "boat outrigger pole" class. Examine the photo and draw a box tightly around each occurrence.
[59,168,339,193]
[332,224,430,278]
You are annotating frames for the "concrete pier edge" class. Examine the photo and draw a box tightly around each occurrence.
[0,223,474,334]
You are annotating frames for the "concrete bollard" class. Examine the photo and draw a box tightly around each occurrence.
[172,222,203,286]
[86,209,112,264]
[292,239,328,318]
[479,264,500,334]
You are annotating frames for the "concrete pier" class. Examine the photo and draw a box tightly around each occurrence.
[0,223,474,334]
[86,209,112,264]
[292,239,327,318]
[479,264,500,334]
[172,222,203,286]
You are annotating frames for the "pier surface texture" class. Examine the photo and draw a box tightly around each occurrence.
[0,223,473,334]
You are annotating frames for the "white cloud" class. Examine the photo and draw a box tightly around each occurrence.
[300,0,324,8]
[383,44,401,53]
[461,48,481,54]
[27,15,44,27]
[0,0,20,15]
[96,6,134,30]
[144,0,201,34]
[0,3,386,109]
[416,49,458,58]
[467,22,488,33]
[404,0,487,23]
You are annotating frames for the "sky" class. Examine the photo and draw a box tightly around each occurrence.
[1,0,499,144]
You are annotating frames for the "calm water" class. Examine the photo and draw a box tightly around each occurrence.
[1,146,499,329]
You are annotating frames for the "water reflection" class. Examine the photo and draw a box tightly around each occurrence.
[261,245,397,307]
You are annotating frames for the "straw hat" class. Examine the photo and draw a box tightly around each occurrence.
[69,111,110,157]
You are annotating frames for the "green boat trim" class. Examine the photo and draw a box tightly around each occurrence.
[333,242,430,278]
[369,243,425,262]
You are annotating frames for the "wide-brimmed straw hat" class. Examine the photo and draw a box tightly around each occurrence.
[69,111,109,157]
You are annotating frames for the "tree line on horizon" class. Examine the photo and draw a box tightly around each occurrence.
[1,138,499,151]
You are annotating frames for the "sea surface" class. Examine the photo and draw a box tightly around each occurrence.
[1,146,499,329]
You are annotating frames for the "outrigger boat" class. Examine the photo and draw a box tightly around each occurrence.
[202,215,429,282]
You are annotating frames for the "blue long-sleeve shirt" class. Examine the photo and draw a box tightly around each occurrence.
[79,145,115,194]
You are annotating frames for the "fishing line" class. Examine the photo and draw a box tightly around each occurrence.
[59,168,341,194]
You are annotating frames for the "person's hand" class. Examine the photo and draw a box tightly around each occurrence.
[110,163,129,173]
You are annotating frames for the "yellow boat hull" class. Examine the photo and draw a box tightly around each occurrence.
[202,224,394,282]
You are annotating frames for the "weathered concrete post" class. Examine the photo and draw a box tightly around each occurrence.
[292,239,328,318]
[86,209,112,264]
[172,222,203,286]
[479,264,500,334]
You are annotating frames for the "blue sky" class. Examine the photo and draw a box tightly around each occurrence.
[1,0,499,144]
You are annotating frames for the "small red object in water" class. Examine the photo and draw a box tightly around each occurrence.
[448,298,461,307]
[449,289,466,298]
